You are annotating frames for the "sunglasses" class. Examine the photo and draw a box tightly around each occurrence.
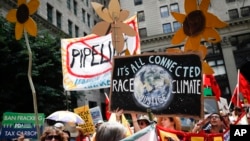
[46,135,60,140]
[138,121,146,126]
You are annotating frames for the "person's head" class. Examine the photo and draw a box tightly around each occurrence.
[137,115,151,129]
[157,116,181,130]
[95,120,104,129]
[247,113,250,124]
[93,122,127,141]
[54,123,65,131]
[62,130,70,141]
[40,127,67,141]
[234,106,242,116]
[208,113,223,127]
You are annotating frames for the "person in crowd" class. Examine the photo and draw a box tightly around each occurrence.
[220,111,231,129]
[192,113,224,134]
[54,123,65,131]
[62,130,70,141]
[92,122,127,141]
[75,126,91,141]
[40,127,68,141]
[17,127,67,141]
[131,113,151,133]
[157,116,182,131]
[95,120,104,130]
[157,116,182,141]
[247,113,250,125]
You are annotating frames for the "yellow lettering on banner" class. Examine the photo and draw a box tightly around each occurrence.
[74,105,95,134]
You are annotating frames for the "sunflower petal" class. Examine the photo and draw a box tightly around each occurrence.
[18,0,26,6]
[171,12,186,23]
[166,48,182,53]
[203,61,214,75]
[118,10,129,21]
[171,28,186,44]
[200,0,210,13]
[205,12,228,28]
[108,0,121,20]
[24,18,37,36]
[92,21,111,36]
[6,9,17,22]
[15,22,24,40]
[185,0,198,14]
[199,45,207,59]
[91,2,113,23]
[202,28,221,43]
[184,36,201,51]
[27,0,40,15]
[119,22,136,36]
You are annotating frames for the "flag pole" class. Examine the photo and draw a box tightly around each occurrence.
[237,69,240,107]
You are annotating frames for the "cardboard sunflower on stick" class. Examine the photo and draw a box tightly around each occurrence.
[91,0,136,54]
[167,0,228,75]
[6,0,41,139]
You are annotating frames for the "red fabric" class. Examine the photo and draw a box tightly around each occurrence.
[204,75,221,101]
[203,75,211,87]
[231,85,244,108]
[105,93,111,120]
[239,73,250,103]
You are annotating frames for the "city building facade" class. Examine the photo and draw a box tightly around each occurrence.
[1,0,250,118]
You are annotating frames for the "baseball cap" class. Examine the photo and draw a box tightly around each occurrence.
[54,122,65,130]
[137,115,150,123]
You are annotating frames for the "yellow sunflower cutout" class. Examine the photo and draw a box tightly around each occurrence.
[6,0,40,40]
[91,0,136,54]
[170,0,228,74]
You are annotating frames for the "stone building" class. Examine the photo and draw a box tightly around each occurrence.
[1,0,250,119]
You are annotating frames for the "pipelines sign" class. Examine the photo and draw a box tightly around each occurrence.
[110,53,204,118]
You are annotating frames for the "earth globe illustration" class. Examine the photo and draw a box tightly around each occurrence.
[133,64,173,111]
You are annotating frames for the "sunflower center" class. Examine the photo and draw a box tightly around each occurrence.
[16,4,29,24]
[183,10,205,37]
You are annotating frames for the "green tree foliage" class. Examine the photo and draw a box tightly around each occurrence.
[0,16,77,120]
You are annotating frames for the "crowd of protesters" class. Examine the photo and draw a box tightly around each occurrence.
[12,105,250,141]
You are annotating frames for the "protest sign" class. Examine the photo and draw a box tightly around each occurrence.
[0,112,44,139]
[204,96,220,114]
[74,105,95,134]
[110,53,203,118]
[90,106,103,125]
[61,15,140,91]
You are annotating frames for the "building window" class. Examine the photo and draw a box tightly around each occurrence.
[240,6,250,17]
[47,3,53,23]
[160,6,169,18]
[86,0,89,7]
[226,0,235,3]
[139,28,147,37]
[87,14,91,27]
[75,25,79,37]
[137,11,145,22]
[134,0,142,5]
[170,3,179,12]
[163,23,172,34]
[68,20,72,37]
[173,21,181,31]
[56,11,62,29]
[88,101,97,108]
[228,9,239,19]
[73,0,77,16]
[82,9,86,23]
[67,0,71,10]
